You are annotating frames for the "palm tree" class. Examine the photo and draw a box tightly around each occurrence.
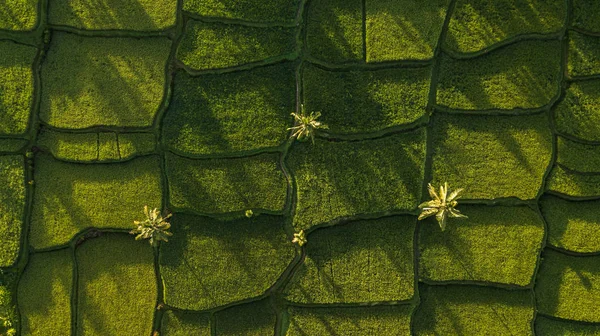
[418,182,467,231]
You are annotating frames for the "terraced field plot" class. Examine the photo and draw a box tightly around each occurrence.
[2,0,600,335]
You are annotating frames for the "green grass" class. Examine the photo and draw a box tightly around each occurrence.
[419,205,544,286]
[18,249,73,335]
[556,136,600,173]
[572,0,600,32]
[535,249,600,323]
[163,63,295,156]
[431,112,552,200]
[37,129,156,162]
[568,31,600,77]
[177,20,295,70]
[445,0,565,53]
[302,64,431,134]
[284,216,416,304]
[365,0,450,61]
[546,165,600,197]
[0,0,38,30]
[166,152,287,214]
[40,32,171,129]
[215,299,276,335]
[0,271,17,336]
[0,41,36,135]
[161,310,211,336]
[160,214,294,310]
[76,234,156,335]
[540,194,600,254]
[30,155,162,249]
[48,0,177,30]
[555,80,600,142]
[285,305,413,336]
[288,130,426,231]
[437,40,561,110]
[536,316,600,335]
[0,139,27,153]
[413,284,535,335]
[305,0,363,63]
[0,155,24,267]
[183,0,299,23]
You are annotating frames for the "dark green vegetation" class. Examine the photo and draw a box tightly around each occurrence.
[178,20,295,70]
[40,32,171,129]
[437,40,561,110]
[0,156,25,267]
[76,234,156,335]
[419,205,544,286]
[540,195,600,253]
[18,249,72,335]
[414,284,535,335]
[0,41,36,135]
[163,63,295,155]
[365,0,450,61]
[303,64,431,134]
[48,0,177,30]
[166,153,287,214]
[536,249,600,323]
[183,0,299,23]
[160,214,294,310]
[288,130,426,230]
[286,305,413,335]
[5,0,600,334]
[285,216,415,304]
[30,155,162,249]
[445,0,565,53]
[431,112,552,200]
[555,80,600,142]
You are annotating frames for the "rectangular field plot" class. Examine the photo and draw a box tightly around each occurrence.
[555,80,600,142]
[161,310,211,336]
[546,164,600,197]
[556,136,600,173]
[568,31,600,77]
[30,155,163,249]
[18,249,73,335]
[0,0,38,31]
[286,305,413,336]
[166,152,287,214]
[302,64,431,134]
[288,130,426,230]
[419,205,544,286]
[284,216,415,304]
[413,284,535,335]
[76,234,156,335]
[159,214,294,310]
[0,155,25,267]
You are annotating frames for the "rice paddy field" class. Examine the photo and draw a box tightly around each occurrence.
[1,0,600,335]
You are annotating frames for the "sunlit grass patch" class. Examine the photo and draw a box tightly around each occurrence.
[163,63,294,155]
[555,80,600,142]
[556,136,600,173]
[76,234,156,335]
[289,129,426,230]
[0,41,36,135]
[18,249,72,335]
[286,305,413,335]
[536,249,600,323]
[30,155,162,249]
[0,0,38,31]
[48,0,177,31]
[437,40,561,110]
[40,32,171,129]
[430,112,552,200]
[0,155,25,267]
[446,0,564,53]
[285,216,415,304]
[177,20,295,70]
[419,205,544,286]
[305,0,363,63]
[166,152,287,214]
[303,63,431,134]
[546,164,600,197]
[568,31,600,77]
[365,0,450,61]
[540,194,600,253]
[160,214,294,310]
[183,0,299,23]
[414,284,535,335]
